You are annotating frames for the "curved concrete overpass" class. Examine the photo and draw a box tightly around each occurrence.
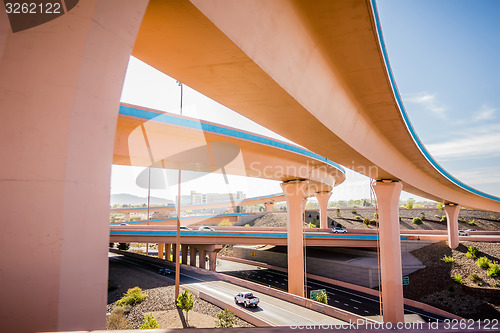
[132,0,500,212]
[114,104,345,195]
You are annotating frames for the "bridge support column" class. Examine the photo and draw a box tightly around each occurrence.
[165,244,172,261]
[172,244,177,262]
[281,180,309,297]
[208,251,217,271]
[190,247,197,266]
[158,243,164,259]
[373,180,404,323]
[181,244,188,264]
[315,191,332,229]
[265,202,274,212]
[124,213,130,222]
[198,250,206,269]
[444,204,461,249]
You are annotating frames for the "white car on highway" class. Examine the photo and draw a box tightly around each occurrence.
[234,292,260,308]
[332,227,347,233]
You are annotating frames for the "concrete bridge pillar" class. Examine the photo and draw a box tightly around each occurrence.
[198,249,206,269]
[165,244,172,261]
[315,191,332,229]
[265,202,274,212]
[158,243,164,259]
[190,247,197,267]
[281,180,309,297]
[208,251,217,271]
[0,1,148,331]
[181,244,188,264]
[444,204,461,249]
[124,213,130,222]
[373,180,404,323]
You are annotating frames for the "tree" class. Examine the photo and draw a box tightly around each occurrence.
[437,202,444,210]
[177,290,194,325]
[405,198,415,209]
[216,309,237,328]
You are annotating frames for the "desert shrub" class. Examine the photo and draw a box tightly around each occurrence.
[453,273,463,284]
[412,217,423,225]
[420,212,426,218]
[373,212,379,219]
[336,208,341,217]
[308,222,317,228]
[370,219,376,223]
[106,306,131,330]
[468,220,477,226]
[405,199,414,209]
[437,202,444,210]
[116,287,148,306]
[363,218,370,227]
[487,263,500,277]
[441,255,454,263]
[466,246,479,259]
[434,215,441,219]
[351,209,357,214]
[216,309,237,328]
[218,218,231,226]
[140,313,159,329]
[440,216,447,223]
[469,273,482,285]
[477,256,491,269]
[244,224,250,227]
[355,216,362,220]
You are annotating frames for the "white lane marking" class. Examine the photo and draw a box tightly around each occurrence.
[350,298,362,303]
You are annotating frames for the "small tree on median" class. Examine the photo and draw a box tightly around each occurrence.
[315,290,328,305]
[177,290,194,325]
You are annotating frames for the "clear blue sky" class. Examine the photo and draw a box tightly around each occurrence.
[113,0,499,202]
[376,0,500,197]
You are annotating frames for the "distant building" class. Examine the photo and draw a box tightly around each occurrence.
[177,191,246,206]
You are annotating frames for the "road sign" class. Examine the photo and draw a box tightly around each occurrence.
[402,276,409,285]
[310,289,326,301]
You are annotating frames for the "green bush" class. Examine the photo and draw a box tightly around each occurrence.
[469,273,482,286]
[140,313,159,329]
[487,263,500,277]
[405,199,414,209]
[355,216,362,220]
[453,273,463,284]
[351,209,357,214]
[308,222,317,228]
[466,246,479,259]
[420,212,426,218]
[477,256,491,269]
[373,212,379,219]
[244,223,250,227]
[440,216,447,223]
[116,287,148,306]
[468,220,477,226]
[441,255,454,263]
[434,215,441,219]
[363,218,370,227]
[216,309,237,328]
[412,217,423,225]
[336,208,341,217]
[315,290,328,304]
[437,202,444,210]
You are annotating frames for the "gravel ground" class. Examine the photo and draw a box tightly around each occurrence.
[403,241,500,319]
[108,258,253,329]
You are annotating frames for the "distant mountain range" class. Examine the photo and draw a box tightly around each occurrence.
[110,193,173,206]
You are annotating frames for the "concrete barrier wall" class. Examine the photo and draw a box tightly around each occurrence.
[220,256,462,320]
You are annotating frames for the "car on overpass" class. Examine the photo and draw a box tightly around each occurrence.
[234,292,260,308]
[459,230,469,236]
[198,226,215,231]
[332,227,347,233]
[180,226,192,230]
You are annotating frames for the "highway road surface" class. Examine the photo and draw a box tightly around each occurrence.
[109,253,346,327]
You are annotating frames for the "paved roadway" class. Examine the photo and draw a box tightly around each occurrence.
[220,263,449,323]
[109,253,346,326]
